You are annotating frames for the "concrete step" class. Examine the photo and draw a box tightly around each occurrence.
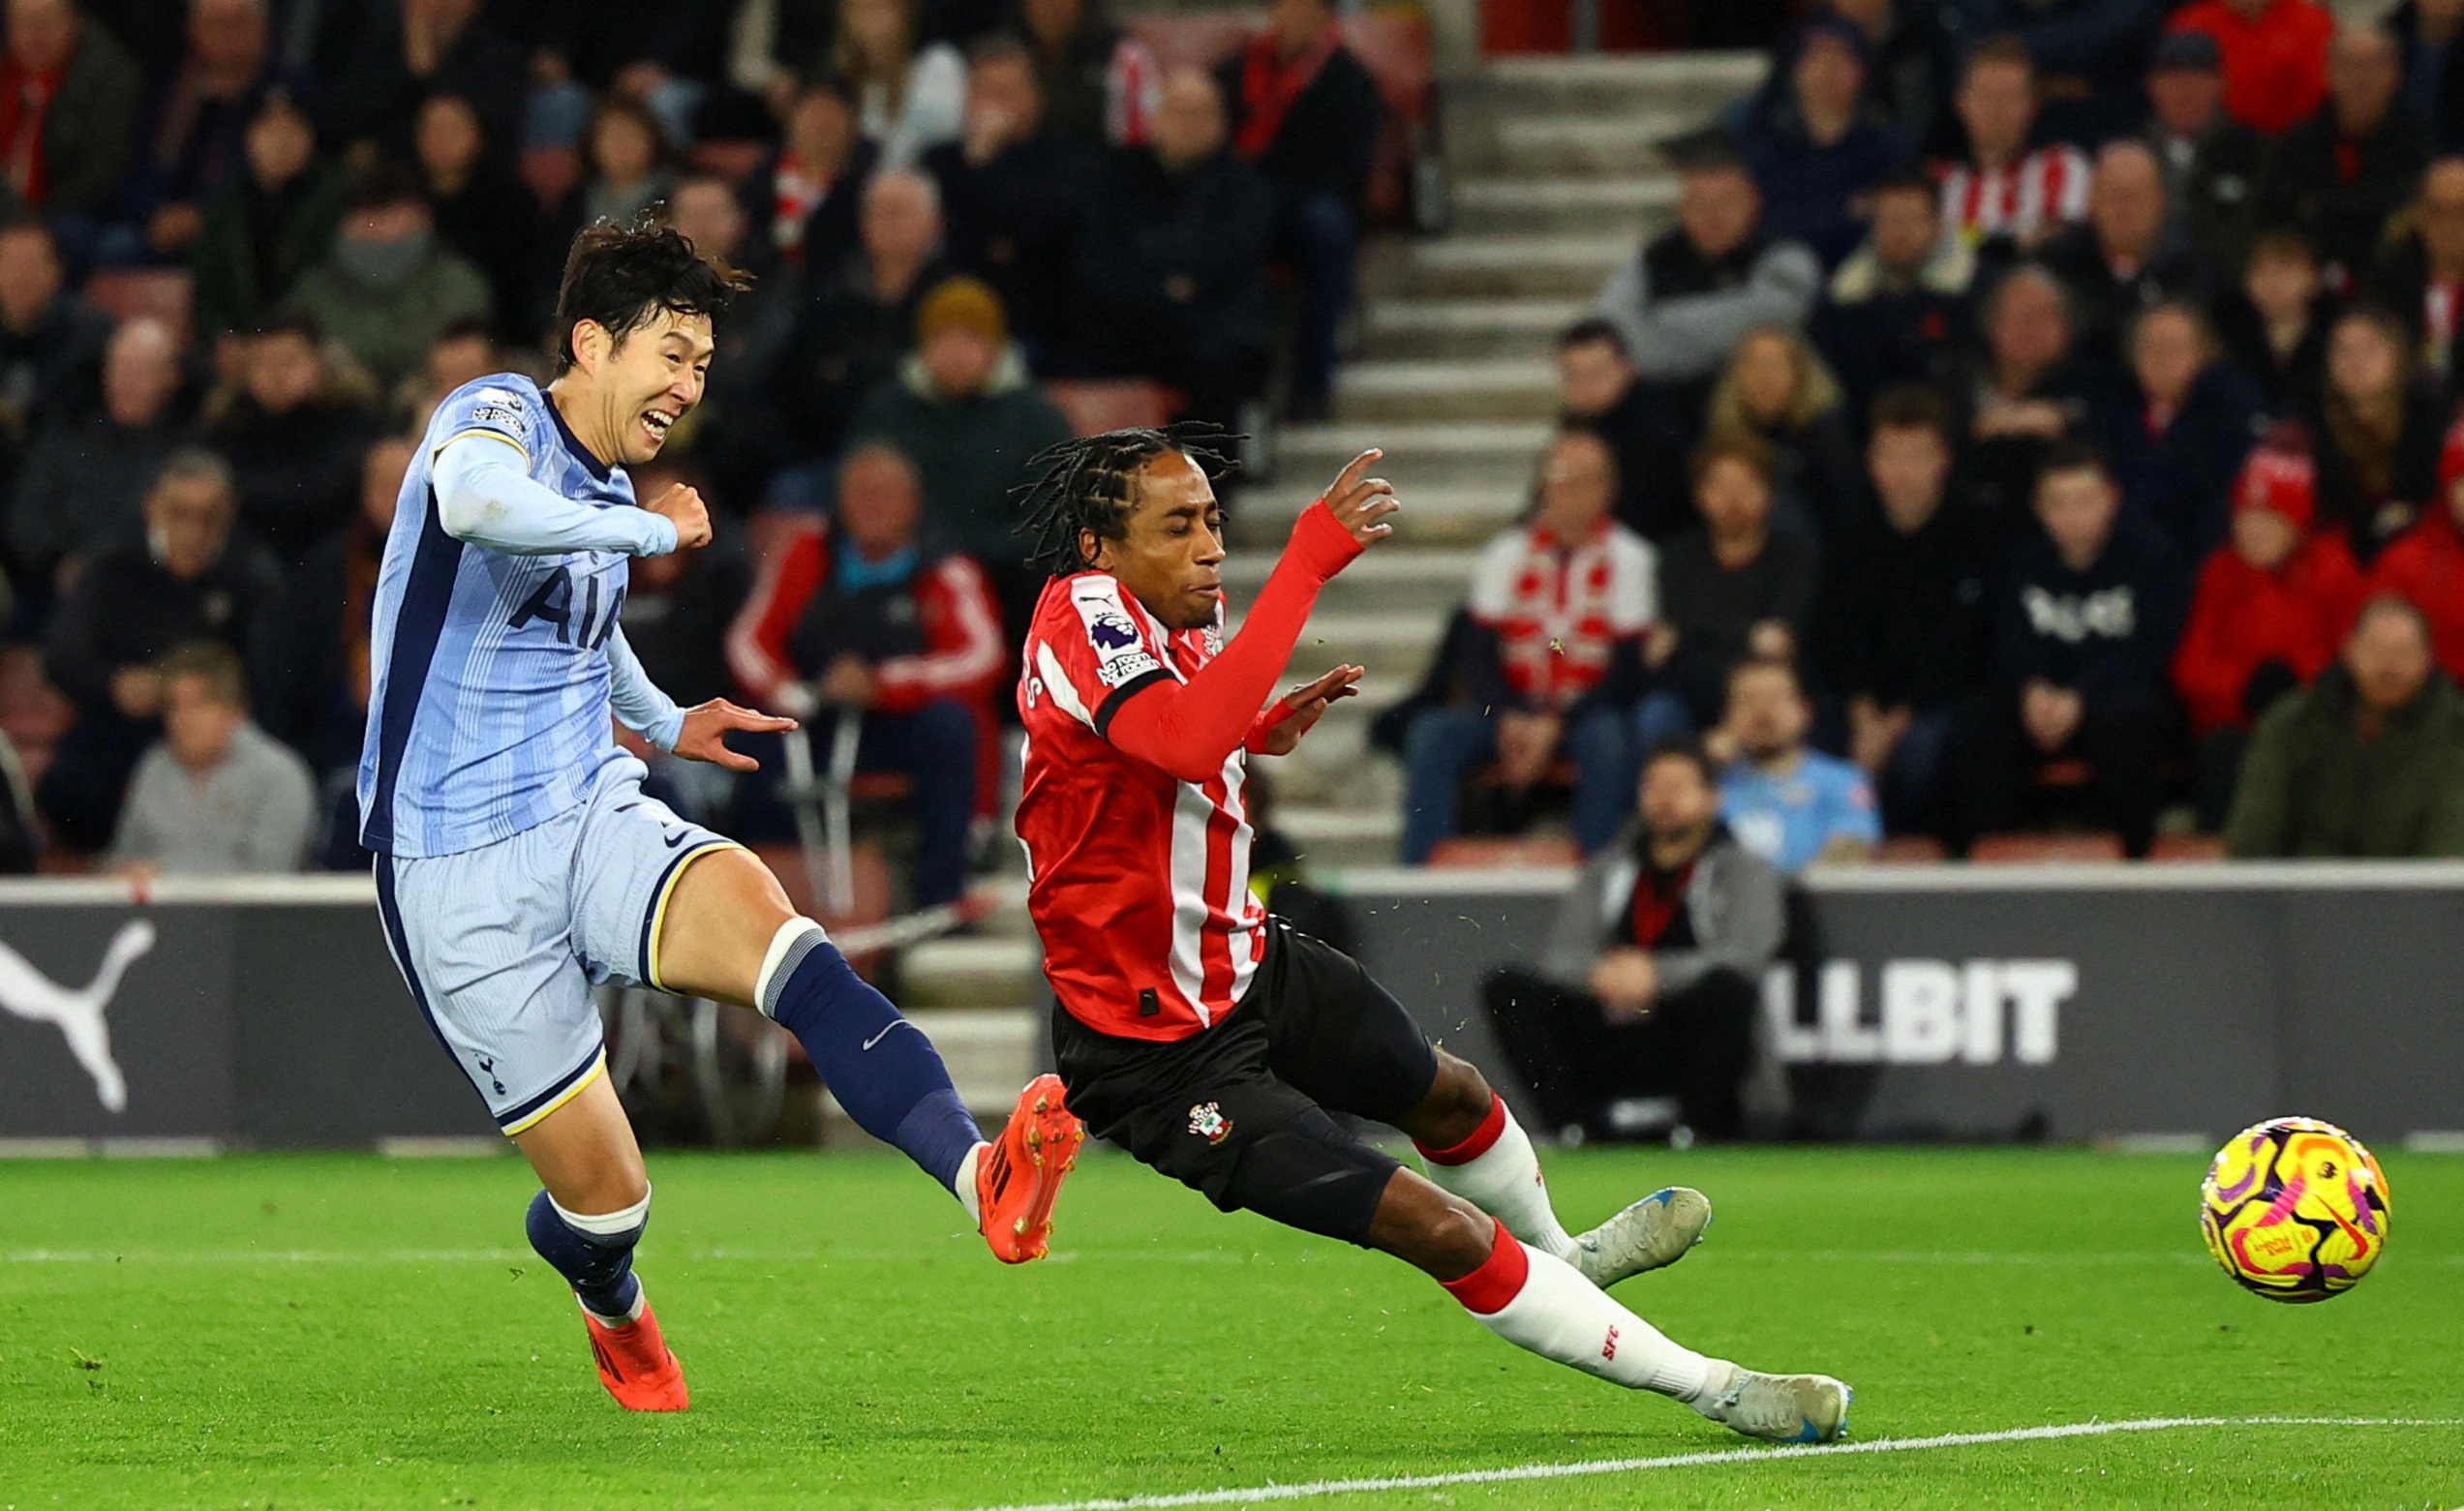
[1476,50,1767,108]
[1449,174,1679,236]
[1222,545,1480,614]
[900,934,1041,1010]
[1272,801,1405,870]
[1232,479,1526,547]
[1389,232,1631,298]
[1362,296,1589,360]
[1449,108,1723,177]
[1268,418,1553,487]
[1333,355,1559,421]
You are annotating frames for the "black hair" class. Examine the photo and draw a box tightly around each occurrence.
[1642,737,1718,787]
[2033,438,2109,489]
[1555,317,1630,356]
[344,159,424,213]
[1014,423,1236,576]
[1870,166,1939,209]
[552,214,751,374]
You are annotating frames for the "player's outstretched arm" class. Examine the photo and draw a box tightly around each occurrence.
[1104,452,1395,782]
[433,434,683,557]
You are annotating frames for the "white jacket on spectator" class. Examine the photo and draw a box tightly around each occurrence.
[109,723,315,876]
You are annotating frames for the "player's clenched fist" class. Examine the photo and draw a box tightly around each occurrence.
[1322,448,1399,547]
[645,482,711,551]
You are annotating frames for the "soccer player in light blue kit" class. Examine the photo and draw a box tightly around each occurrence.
[359,220,1081,1411]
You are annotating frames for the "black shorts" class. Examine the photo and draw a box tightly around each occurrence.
[1050,919,1441,1247]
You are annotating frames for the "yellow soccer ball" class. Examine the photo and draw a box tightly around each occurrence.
[2201,1117,2389,1303]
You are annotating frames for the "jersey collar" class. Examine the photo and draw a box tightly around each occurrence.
[544,390,615,481]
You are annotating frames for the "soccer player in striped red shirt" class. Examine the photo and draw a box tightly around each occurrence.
[1010,426,1850,1442]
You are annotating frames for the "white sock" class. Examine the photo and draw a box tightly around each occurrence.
[1447,1224,1714,1400]
[954,1142,986,1223]
[1419,1096,1578,1261]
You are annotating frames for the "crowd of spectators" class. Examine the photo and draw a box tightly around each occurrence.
[1404,1,2464,867]
[0,0,1399,880]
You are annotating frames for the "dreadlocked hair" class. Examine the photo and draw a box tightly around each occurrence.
[1013,423,1236,576]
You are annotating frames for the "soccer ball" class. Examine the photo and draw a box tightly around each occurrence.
[2200,1117,2389,1303]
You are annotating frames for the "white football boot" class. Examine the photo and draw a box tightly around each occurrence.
[1570,1186,1713,1288]
[1692,1363,1853,1444]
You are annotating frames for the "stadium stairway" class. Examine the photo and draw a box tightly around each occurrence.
[1232,49,1768,867]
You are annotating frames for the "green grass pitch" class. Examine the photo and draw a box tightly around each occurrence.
[2,1145,2457,1509]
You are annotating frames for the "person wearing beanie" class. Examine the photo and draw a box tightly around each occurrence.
[1737,18,1911,268]
[2173,444,2367,828]
[2367,414,2464,680]
[842,273,1071,641]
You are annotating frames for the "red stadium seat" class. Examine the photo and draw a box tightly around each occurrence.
[1044,378,1175,437]
[82,268,192,349]
[519,144,583,210]
[1969,832,2126,863]
[1874,834,1948,863]
[1425,835,1581,868]
[1129,14,1256,73]
[2151,833,2227,862]
[689,138,767,186]
[1344,10,1433,128]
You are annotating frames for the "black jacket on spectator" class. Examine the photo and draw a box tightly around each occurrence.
[21,16,143,218]
[2035,225,2210,366]
[1739,107,1911,269]
[1821,490,1997,711]
[10,410,192,582]
[190,161,348,341]
[1576,384,1692,546]
[923,133,1093,368]
[1992,515,2186,714]
[1655,527,1820,718]
[2300,385,2448,561]
[2257,106,2431,284]
[323,11,527,163]
[2093,360,2267,562]
[427,163,543,346]
[1740,406,1863,544]
[1808,240,1975,416]
[1075,142,1274,414]
[2145,119,2269,280]
[2361,234,2464,404]
[2211,287,2333,415]
[46,540,273,717]
[1033,15,1136,148]
[1954,358,2114,543]
[253,518,377,779]
[2388,0,2464,152]
[0,292,110,457]
[776,254,953,467]
[1218,43,1381,212]
[622,537,752,708]
[205,395,380,568]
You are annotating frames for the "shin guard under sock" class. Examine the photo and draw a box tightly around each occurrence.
[1416,1093,1578,1261]
[1440,1217,1714,1399]
[526,1188,648,1324]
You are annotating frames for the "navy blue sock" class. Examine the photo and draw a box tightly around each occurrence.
[762,928,983,1192]
[525,1189,645,1321]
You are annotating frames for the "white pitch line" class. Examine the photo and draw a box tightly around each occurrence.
[952,1417,2461,1511]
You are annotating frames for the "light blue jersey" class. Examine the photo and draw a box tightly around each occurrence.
[1719,751,1880,875]
[358,375,681,859]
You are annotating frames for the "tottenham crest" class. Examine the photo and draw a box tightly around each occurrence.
[1187,1102,1232,1144]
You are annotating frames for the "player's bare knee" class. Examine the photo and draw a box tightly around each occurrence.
[1401,1050,1494,1147]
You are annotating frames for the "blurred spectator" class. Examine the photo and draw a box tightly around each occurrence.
[2094,300,2264,561]
[2367,414,2464,678]
[190,87,342,342]
[923,37,1091,368]
[2142,30,2266,282]
[1592,143,1821,417]
[672,174,801,508]
[1949,443,2184,856]
[2258,23,2429,287]
[842,275,1068,625]
[2225,592,2464,856]
[2390,0,2464,151]
[1824,385,1996,834]
[11,315,190,591]
[2169,0,2332,136]
[124,0,293,263]
[1935,38,2089,253]
[2212,229,2332,414]
[1556,317,1686,544]
[2175,445,2364,827]
[1959,0,2163,148]
[202,317,379,567]
[1635,434,1819,748]
[324,0,526,164]
[1739,17,1910,268]
[412,91,538,345]
[109,638,312,876]
[1397,429,1654,864]
[1076,67,1271,435]
[1481,741,1780,1143]
[1960,263,2101,538]
[759,76,877,278]
[39,449,273,852]
[2037,139,2207,368]
[1809,169,1974,415]
[559,95,677,236]
[0,211,107,459]
[618,459,750,710]
[725,442,1002,906]
[2363,157,2464,405]
[0,0,141,225]
[391,317,497,430]
[1018,0,1158,148]
[776,169,951,486]
[2303,304,2446,561]
[285,165,490,391]
[1713,656,1877,871]
[1221,0,1380,421]
[837,0,966,169]
[1703,323,1859,542]
[256,432,407,781]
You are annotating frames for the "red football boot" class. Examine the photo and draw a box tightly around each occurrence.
[580,1292,689,1411]
[978,1073,1084,1263]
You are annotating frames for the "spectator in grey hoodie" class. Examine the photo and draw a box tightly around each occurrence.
[1481,740,1784,1143]
[109,639,314,878]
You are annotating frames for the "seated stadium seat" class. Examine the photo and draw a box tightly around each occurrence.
[1426,834,1581,868]
[1045,378,1175,438]
[1874,834,1948,863]
[688,139,767,186]
[519,145,583,211]
[2151,833,2227,862]
[82,268,192,349]
[1969,832,2125,863]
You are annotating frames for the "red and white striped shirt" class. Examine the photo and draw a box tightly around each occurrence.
[1936,146,2093,245]
[1467,517,1657,712]
[1015,571,1266,1040]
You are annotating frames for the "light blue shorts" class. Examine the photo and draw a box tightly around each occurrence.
[374,758,738,1133]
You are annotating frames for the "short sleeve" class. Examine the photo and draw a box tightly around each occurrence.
[432,378,543,468]
[1030,574,1173,738]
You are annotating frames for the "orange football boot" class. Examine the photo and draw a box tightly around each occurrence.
[581,1293,690,1411]
[977,1073,1084,1262]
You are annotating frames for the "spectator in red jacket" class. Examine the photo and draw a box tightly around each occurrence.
[726,441,1006,906]
[2174,444,2366,826]
[2169,0,2334,136]
[2367,414,2464,679]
